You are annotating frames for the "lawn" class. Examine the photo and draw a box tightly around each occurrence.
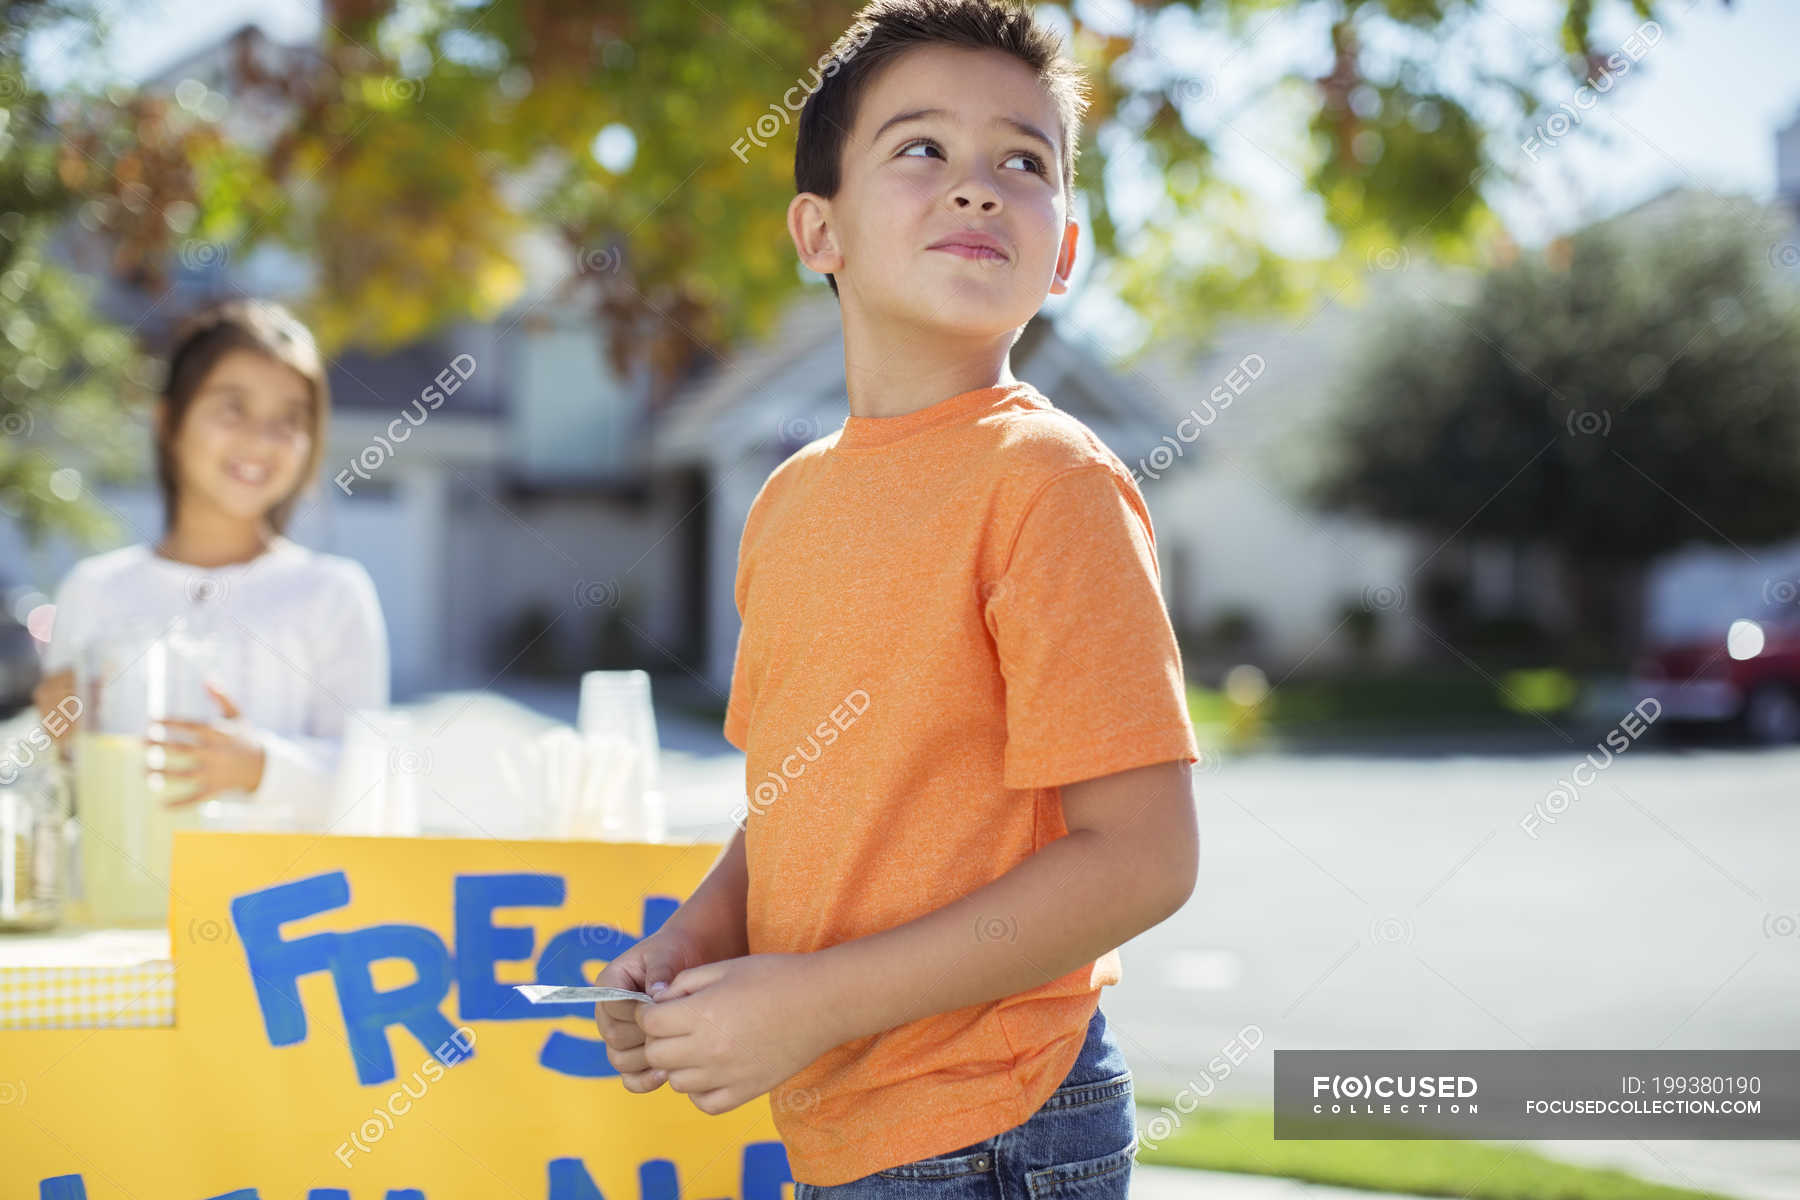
[1133,1105,1739,1200]
[1186,667,1585,748]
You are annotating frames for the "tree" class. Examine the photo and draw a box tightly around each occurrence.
[0,1,151,554]
[233,0,1710,374]
[8,0,1726,546]
[1306,191,1800,660]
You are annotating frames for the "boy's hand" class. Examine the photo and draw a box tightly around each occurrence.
[593,925,715,1093]
[638,952,840,1116]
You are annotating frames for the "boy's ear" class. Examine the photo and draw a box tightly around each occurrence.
[1047,218,1080,297]
[787,192,845,280]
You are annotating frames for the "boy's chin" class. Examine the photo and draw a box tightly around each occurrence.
[894,291,1038,338]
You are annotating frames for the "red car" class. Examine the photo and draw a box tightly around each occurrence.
[1633,601,1800,744]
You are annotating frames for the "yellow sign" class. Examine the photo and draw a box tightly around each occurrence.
[1,831,791,1199]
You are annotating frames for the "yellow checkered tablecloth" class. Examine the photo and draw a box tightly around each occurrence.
[0,929,175,1029]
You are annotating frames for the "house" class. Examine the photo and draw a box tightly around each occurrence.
[1127,268,1442,675]
[1125,106,1800,676]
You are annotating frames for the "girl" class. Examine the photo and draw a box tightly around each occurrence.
[33,297,388,829]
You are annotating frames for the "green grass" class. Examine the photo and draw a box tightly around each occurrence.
[1132,1105,1739,1200]
[1186,667,1585,744]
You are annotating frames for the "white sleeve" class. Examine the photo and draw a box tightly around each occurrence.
[43,562,98,675]
[250,561,390,826]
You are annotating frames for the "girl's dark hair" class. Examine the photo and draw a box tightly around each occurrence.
[794,0,1091,297]
[155,298,330,534]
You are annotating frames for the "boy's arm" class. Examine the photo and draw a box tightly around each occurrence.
[659,825,752,962]
[802,758,1197,1048]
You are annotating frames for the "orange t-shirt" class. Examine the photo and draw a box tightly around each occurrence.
[722,380,1199,1185]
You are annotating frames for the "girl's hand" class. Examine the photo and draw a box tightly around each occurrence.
[142,681,265,806]
[593,923,717,1094]
[33,668,81,744]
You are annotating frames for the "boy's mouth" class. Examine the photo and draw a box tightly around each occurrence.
[931,244,1008,263]
[928,230,1009,263]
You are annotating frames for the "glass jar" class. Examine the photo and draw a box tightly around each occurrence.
[0,736,68,932]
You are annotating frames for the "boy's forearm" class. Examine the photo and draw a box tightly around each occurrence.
[660,825,752,962]
[802,826,1190,1049]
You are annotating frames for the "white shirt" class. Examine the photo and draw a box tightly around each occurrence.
[43,536,390,827]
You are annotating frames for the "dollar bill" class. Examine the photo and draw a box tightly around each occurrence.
[513,984,657,1005]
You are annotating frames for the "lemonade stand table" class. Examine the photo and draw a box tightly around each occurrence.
[0,830,795,1200]
[0,927,174,1029]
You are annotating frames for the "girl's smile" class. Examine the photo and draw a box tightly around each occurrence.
[165,347,315,522]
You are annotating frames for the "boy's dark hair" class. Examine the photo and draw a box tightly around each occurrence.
[795,0,1091,297]
[155,298,331,534]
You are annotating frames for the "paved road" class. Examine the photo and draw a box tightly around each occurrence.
[490,681,1800,1199]
[1108,747,1800,1200]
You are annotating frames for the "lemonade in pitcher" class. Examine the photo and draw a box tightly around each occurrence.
[70,731,200,928]
[69,624,211,928]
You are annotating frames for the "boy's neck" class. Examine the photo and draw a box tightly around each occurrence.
[841,301,1022,419]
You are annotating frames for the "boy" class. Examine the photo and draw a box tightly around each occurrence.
[594,0,1201,1191]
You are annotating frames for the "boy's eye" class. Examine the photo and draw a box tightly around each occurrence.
[1004,151,1048,176]
[896,138,1047,177]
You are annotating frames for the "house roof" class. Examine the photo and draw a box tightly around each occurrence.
[650,294,847,468]
[329,337,506,416]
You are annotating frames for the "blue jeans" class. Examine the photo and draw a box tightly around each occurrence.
[794,1006,1136,1200]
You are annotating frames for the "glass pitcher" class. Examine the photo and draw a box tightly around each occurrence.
[70,620,217,928]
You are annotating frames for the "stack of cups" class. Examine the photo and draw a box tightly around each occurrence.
[574,670,665,843]
[325,711,426,836]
